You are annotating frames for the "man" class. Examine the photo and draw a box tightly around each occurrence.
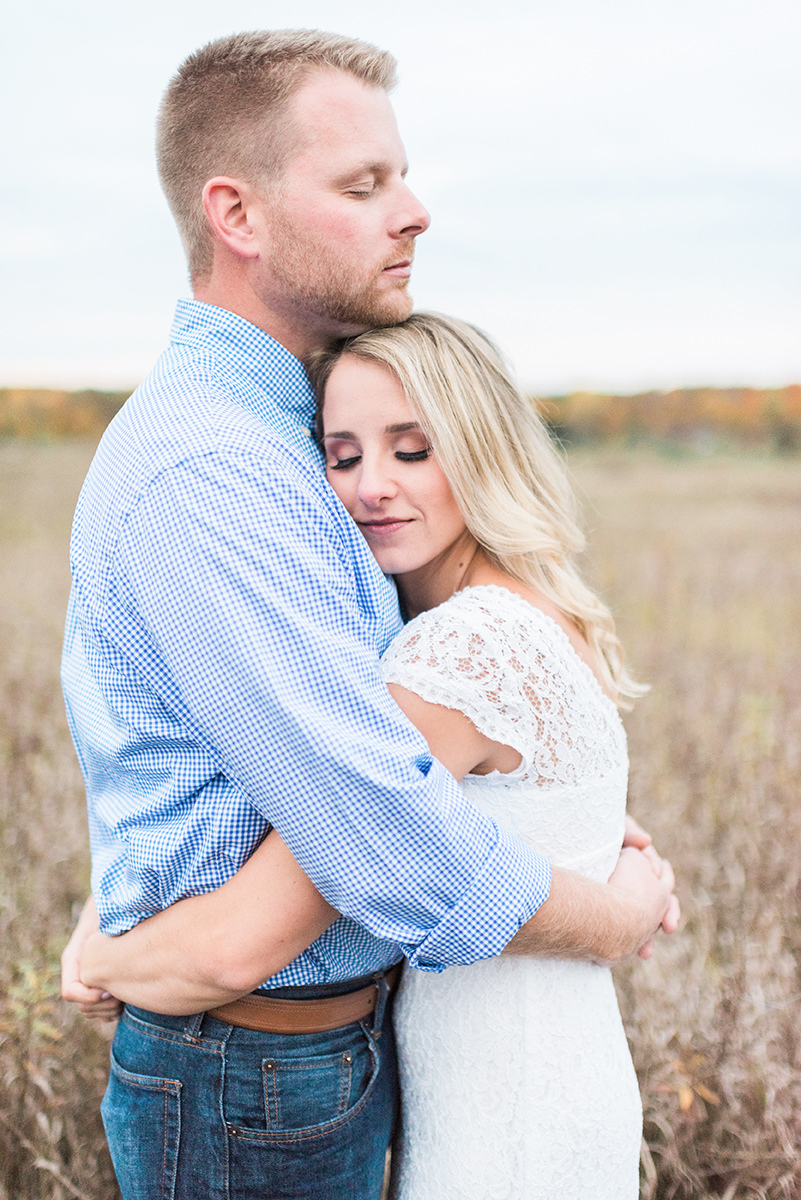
[61,30,677,1200]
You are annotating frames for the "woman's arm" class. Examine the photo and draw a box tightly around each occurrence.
[69,694,675,1019]
[62,895,124,1020]
[79,832,337,1015]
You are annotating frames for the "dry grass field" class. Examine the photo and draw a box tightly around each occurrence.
[1,439,800,1199]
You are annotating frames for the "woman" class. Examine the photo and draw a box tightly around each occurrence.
[81,313,651,1197]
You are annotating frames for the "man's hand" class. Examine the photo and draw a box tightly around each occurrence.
[622,814,681,955]
[505,837,678,965]
[61,896,123,1021]
[622,813,651,850]
[606,845,679,963]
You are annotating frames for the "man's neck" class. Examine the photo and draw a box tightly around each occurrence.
[192,275,339,368]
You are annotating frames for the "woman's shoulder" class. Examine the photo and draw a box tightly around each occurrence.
[379,588,498,682]
[411,583,570,644]
[458,582,615,705]
[383,583,615,710]
[380,584,559,677]
[379,588,534,750]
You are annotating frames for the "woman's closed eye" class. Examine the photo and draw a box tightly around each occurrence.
[324,441,432,471]
[328,453,361,471]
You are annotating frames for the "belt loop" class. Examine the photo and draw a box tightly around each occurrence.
[372,975,389,1035]
[183,1012,204,1043]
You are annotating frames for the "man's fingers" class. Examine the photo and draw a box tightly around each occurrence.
[639,867,680,955]
[662,893,681,936]
[659,857,675,896]
[640,845,662,876]
[623,814,651,850]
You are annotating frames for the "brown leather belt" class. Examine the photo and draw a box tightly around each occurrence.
[207,963,403,1034]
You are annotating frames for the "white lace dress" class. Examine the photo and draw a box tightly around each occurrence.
[381,585,641,1200]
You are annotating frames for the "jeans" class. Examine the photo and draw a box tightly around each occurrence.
[101,979,398,1200]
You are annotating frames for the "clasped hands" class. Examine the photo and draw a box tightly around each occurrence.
[618,813,680,960]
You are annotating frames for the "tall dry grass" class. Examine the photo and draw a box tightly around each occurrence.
[0,440,117,1200]
[578,452,801,1199]
[1,440,799,1198]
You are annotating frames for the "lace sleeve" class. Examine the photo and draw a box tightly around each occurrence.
[380,587,627,785]
[381,605,512,733]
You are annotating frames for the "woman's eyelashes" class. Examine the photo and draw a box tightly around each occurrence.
[327,446,433,471]
[328,454,361,471]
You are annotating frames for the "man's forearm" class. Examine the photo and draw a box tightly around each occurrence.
[503,850,676,965]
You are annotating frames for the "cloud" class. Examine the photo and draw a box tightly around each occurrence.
[0,229,58,264]
[1,0,799,389]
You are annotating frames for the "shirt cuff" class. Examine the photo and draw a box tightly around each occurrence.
[403,832,552,973]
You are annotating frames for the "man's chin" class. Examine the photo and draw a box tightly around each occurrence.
[331,294,413,336]
[363,288,415,329]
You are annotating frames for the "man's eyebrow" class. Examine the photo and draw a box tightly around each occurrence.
[331,160,409,186]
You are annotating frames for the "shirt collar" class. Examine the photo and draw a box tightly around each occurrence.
[169,298,317,432]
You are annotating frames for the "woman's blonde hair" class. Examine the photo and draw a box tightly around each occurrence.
[312,312,645,707]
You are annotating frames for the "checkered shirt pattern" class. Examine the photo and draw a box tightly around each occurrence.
[61,299,550,987]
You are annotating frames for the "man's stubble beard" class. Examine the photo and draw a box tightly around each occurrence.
[267,223,416,335]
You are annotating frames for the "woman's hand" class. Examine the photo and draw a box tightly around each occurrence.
[61,896,124,1020]
[77,832,338,1016]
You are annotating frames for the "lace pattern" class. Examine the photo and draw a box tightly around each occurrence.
[381,586,629,879]
[381,586,641,1199]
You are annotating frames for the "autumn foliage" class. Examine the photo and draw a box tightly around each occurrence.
[540,385,801,453]
[2,385,800,452]
[0,389,129,440]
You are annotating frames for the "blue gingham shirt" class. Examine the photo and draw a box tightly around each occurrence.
[62,299,550,987]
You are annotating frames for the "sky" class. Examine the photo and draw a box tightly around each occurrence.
[2,0,799,394]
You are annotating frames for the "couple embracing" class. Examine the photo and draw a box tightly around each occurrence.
[61,29,678,1200]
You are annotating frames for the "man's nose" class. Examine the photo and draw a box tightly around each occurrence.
[394,182,431,239]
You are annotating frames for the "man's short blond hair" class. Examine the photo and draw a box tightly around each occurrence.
[156,30,398,279]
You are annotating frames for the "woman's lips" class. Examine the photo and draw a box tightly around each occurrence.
[359,517,412,536]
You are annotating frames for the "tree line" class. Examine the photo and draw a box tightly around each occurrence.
[2,384,800,452]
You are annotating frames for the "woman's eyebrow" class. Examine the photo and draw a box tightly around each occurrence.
[322,422,422,439]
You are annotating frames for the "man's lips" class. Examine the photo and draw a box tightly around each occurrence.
[382,258,412,277]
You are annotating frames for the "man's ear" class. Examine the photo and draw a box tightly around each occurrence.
[202,177,263,261]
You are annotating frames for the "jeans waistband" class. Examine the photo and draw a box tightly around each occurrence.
[123,963,403,1038]
[253,969,398,1001]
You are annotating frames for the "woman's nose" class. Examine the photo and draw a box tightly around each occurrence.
[357,459,398,507]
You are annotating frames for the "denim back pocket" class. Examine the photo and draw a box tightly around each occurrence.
[224,1023,379,1143]
[262,1042,373,1132]
[102,1048,181,1200]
